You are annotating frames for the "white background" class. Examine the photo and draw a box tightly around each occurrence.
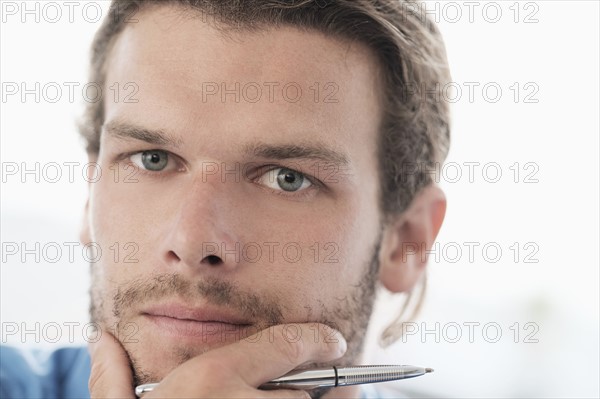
[1,1,599,398]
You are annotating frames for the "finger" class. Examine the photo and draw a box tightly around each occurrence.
[147,386,310,399]
[88,331,135,399]
[261,389,311,399]
[201,323,346,387]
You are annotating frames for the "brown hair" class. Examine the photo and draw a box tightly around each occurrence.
[80,0,451,346]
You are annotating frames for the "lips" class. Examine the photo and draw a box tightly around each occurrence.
[142,303,253,324]
[140,303,255,340]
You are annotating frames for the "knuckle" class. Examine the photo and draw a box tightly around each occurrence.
[88,362,107,394]
[195,359,227,380]
[274,331,305,365]
[298,390,312,399]
[195,356,239,385]
[280,390,311,399]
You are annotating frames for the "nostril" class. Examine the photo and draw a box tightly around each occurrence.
[205,255,222,265]
[166,251,181,262]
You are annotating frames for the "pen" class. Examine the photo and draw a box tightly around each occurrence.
[135,365,433,396]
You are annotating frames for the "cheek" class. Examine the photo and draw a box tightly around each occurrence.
[87,171,169,295]
[264,201,375,305]
[89,166,175,247]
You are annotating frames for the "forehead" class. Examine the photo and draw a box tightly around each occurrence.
[103,5,382,157]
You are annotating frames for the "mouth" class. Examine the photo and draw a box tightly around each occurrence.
[140,302,255,342]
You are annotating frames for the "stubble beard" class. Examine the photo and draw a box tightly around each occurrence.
[89,233,382,399]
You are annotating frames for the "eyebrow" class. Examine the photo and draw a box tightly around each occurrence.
[103,121,349,166]
[103,121,184,149]
[243,142,349,167]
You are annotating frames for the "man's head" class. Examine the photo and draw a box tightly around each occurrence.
[79,0,450,396]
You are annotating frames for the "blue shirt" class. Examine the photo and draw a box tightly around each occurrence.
[0,346,393,398]
[0,346,90,399]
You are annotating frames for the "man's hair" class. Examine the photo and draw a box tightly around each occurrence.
[79,0,451,346]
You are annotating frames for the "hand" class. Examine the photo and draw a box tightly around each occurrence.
[88,323,347,398]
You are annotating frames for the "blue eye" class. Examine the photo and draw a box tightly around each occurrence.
[130,150,170,171]
[258,167,312,192]
[277,168,305,191]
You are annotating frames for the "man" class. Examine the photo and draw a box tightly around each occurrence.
[1,0,450,397]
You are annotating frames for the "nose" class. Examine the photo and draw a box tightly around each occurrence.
[159,175,242,273]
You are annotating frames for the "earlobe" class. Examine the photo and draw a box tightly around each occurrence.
[378,184,446,293]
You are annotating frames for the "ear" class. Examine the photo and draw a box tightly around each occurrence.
[378,184,446,293]
[79,199,91,245]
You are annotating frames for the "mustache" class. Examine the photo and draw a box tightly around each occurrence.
[112,273,284,326]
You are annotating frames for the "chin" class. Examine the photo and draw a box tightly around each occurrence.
[121,327,241,385]
[125,341,194,385]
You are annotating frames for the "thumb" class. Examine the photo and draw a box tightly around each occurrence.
[88,330,135,399]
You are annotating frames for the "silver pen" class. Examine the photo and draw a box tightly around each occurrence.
[135,365,433,396]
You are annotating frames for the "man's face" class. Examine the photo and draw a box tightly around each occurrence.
[84,5,384,388]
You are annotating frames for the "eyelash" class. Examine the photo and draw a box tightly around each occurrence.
[114,150,183,181]
[253,164,323,199]
[114,150,325,198]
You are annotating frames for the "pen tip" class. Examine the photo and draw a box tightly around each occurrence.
[425,368,434,373]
